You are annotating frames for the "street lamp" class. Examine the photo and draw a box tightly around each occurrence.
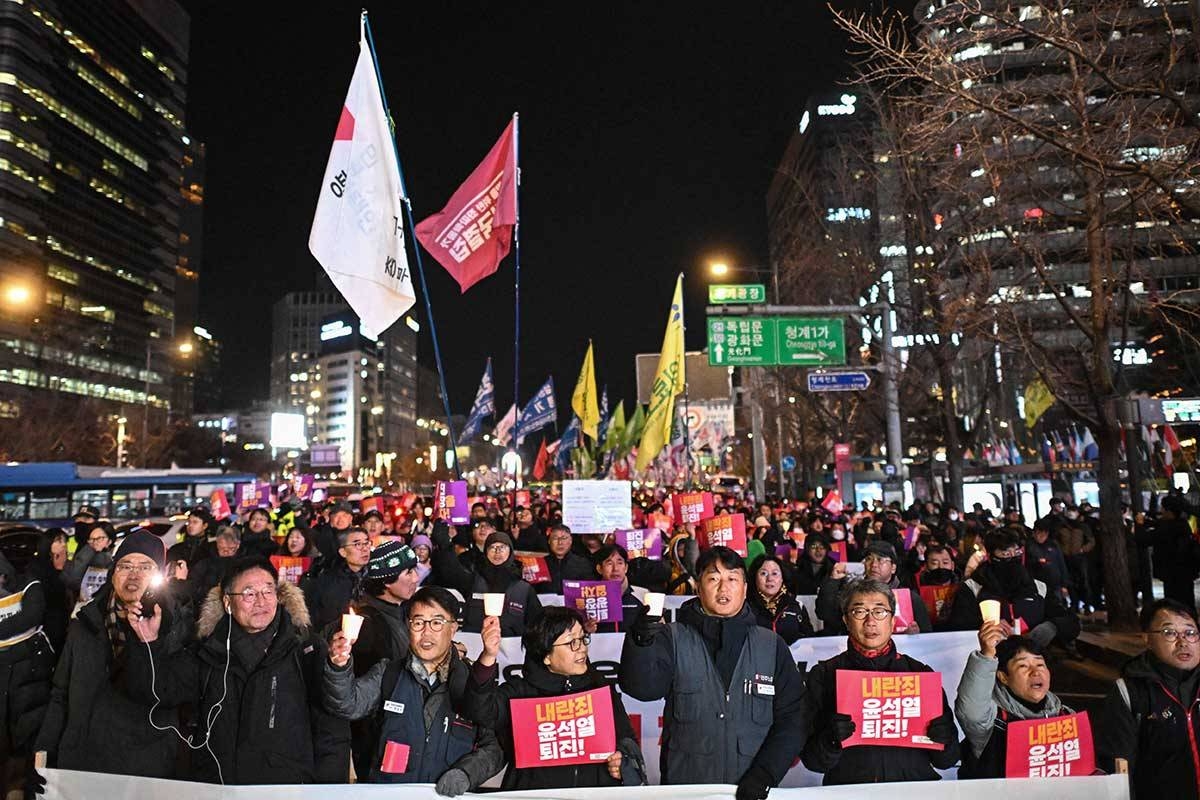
[3,284,32,306]
[178,341,194,356]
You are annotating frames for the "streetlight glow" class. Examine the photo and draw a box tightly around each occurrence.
[4,285,31,306]
[710,262,730,277]
[178,341,194,355]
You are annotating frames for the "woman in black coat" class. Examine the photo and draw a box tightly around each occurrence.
[465,607,645,790]
[748,554,814,645]
[430,525,542,635]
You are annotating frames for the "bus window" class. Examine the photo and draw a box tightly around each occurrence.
[153,487,188,515]
[30,491,69,520]
[72,489,110,518]
[111,489,150,518]
[0,491,27,521]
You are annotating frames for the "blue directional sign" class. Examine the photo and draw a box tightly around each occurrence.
[807,371,871,392]
[781,455,796,471]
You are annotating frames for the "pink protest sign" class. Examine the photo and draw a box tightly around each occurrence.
[1005,712,1095,778]
[836,670,944,750]
[509,687,615,769]
[696,513,748,557]
[673,491,714,525]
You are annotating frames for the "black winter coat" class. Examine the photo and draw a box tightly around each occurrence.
[124,583,349,785]
[0,580,55,756]
[302,560,365,633]
[536,552,596,595]
[749,591,814,645]
[35,583,190,777]
[790,556,836,597]
[945,561,1080,645]
[465,658,644,789]
[800,642,961,784]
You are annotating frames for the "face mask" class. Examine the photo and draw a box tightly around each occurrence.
[831,529,846,541]
[922,568,957,585]
[989,556,1026,584]
[948,513,959,521]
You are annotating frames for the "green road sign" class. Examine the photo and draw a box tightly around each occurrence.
[776,317,846,365]
[706,316,777,365]
[707,316,846,367]
[708,284,767,304]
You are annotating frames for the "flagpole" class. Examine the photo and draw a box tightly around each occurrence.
[362,12,461,479]
[510,112,522,523]
[680,274,692,490]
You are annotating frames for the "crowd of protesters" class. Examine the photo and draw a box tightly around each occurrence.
[0,486,1197,798]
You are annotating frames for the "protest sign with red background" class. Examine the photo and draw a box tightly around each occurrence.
[510,687,616,768]
[836,670,944,750]
[1005,712,1095,778]
[828,541,848,562]
[893,591,916,633]
[210,489,231,520]
[360,496,381,514]
[673,491,714,525]
[270,555,312,586]
[696,514,748,556]
[918,584,959,623]
[516,552,550,585]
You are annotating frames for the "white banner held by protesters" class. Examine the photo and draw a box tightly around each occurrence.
[308,19,415,336]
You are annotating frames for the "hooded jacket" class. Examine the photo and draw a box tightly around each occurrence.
[124,582,349,785]
[35,582,190,777]
[1098,651,1200,799]
[466,657,643,789]
[954,649,1073,778]
[429,526,542,635]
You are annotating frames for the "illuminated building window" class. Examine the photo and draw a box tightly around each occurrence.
[0,127,49,161]
[101,158,122,177]
[69,62,142,119]
[44,236,159,292]
[143,299,174,320]
[46,264,78,285]
[0,156,53,192]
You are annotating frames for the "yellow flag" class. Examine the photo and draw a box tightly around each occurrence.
[1024,378,1054,428]
[572,341,601,440]
[637,275,686,470]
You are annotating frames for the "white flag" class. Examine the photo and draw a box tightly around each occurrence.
[309,26,415,335]
[493,404,518,447]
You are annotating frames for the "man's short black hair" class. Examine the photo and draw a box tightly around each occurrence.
[593,543,629,570]
[983,528,1022,554]
[1140,597,1199,631]
[523,605,586,664]
[410,586,461,621]
[695,545,745,577]
[995,635,1044,673]
[471,502,487,512]
[220,556,278,594]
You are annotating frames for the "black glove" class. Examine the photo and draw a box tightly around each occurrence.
[431,519,453,549]
[434,768,471,797]
[829,712,856,747]
[25,764,46,799]
[735,765,773,800]
[629,607,665,646]
[925,715,959,746]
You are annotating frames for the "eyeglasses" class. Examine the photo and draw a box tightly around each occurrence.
[408,617,452,632]
[487,544,511,553]
[344,540,371,549]
[88,535,110,544]
[847,607,893,621]
[114,562,155,574]
[228,586,277,603]
[1156,627,1200,643]
[993,547,1024,559]
[552,634,591,652]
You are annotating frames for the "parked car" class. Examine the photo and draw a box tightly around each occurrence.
[0,523,45,575]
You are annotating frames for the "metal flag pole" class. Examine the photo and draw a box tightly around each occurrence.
[510,113,522,522]
[362,11,461,479]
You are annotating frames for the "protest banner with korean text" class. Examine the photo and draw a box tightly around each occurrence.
[673,491,714,525]
[836,670,944,750]
[269,556,312,586]
[614,529,663,560]
[1006,712,1096,778]
[209,489,231,520]
[919,584,959,623]
[563,580,624,622]
[434,480,470,525]
[509,686,616,768]
[515,552,550,585]
[696,514,748,556]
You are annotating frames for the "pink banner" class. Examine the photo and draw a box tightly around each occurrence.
[509,687,615,769]
[835,670,944,750]
[1005,711,1095,778]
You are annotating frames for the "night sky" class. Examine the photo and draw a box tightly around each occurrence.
[181,2,859,419]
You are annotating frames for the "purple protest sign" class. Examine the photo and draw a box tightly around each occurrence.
[254,482,272,508]
[562,580,624,623]
[236,483,257,512]
[295,474,315,500]
[613,529,663,561]
[434,480,470,525]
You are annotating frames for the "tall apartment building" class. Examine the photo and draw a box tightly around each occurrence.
[0,0,192,418]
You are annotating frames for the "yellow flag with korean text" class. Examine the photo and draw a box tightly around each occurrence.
[1024,378,1054,428]
[572,341,601,440]
[637,275,686,470]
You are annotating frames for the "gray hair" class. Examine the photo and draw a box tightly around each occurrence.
[215,525,241,544]
[839,578,896,615]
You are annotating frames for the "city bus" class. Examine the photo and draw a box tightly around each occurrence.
[0,462,257,526]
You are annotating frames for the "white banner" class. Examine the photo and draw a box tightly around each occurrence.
[562,480,633,534]
[457,628,981,786]
[45,770,1130,800]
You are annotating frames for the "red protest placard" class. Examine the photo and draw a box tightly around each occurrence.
[361,496,382,514]
[918,584,959,623]
[509,687,616,768]
[893,590,916,633]
[515,489,531,508]
[696,513,748,556]
[828,541,847,562]
[269,556,312,585]
[210,489,231,521]
[1005,712,1095,778]
[673,491,714,525]
[516,552,551,585]
[836,670,944,750]
[648,512,673,533]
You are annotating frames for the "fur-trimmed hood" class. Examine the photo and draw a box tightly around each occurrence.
[197,579,310,638]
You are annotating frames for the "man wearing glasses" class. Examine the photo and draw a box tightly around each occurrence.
[537,524,594,595]
[127,556,347,784]
[620,546,807,800]
[1099,598,1200,798]
[35,530,190,781]
[304,527,372,631]
[800,579,960,784]
[323,586,502,794]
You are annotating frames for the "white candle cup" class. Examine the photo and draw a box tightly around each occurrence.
[979,600,1002,624]
[644,592,666,617]
[341,611,364,643]
[483,593,506,617]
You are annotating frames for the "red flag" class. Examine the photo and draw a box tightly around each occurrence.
[414,119,517,292]
[533,437,549,480]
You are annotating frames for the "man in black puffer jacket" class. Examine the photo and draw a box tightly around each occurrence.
[126,557,348,784]
[800,578,960,784]
[619,547,807,800]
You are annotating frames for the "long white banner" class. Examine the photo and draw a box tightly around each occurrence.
[45,770,1130,800]
[457,628,981,786]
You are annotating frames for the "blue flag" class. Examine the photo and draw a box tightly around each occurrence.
[517,376,557,443]
[556,415,581,472]
[596,387,611,444]
[459,359,495,443]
